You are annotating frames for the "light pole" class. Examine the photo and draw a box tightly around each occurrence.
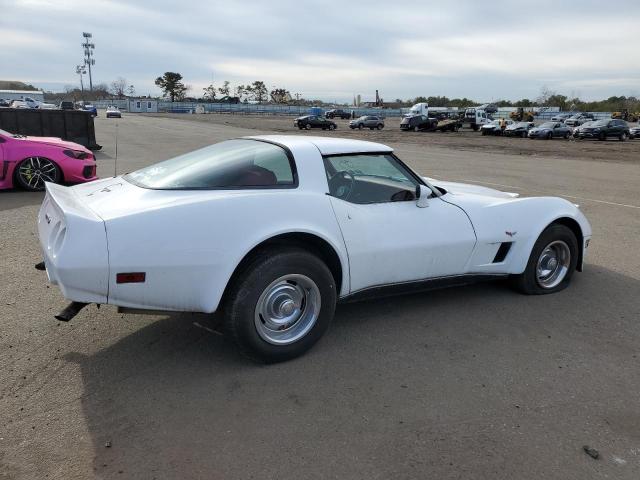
[82,32,95,91]
[75,65,86,96]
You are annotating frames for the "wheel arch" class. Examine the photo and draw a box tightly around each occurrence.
[549,216,584,271]
[220,231,345,309]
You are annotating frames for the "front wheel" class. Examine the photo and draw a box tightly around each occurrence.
[377,124,384,130]
[329,124,336,130]
[511,224,578,295]
[358,124,363,130]
[305,124,311,130]
[15,157,61,191]
[414,126,420,132]
[619,132,628,141]
[223,248,337,363]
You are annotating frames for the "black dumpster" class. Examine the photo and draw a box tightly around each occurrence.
[0,108,102,150]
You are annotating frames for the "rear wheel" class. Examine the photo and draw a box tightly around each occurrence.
[598,132,606,141]
[546,132,553,140]
[358,124,363,130]
[511,224,578,295]
[329,124,336,130]
[15,157,60,191]
[377,124,384,130]
[414,126,420,132]
[564,132,570,139]
[619,132,628,141]
[305,124,311,130]
[223,248,337,363]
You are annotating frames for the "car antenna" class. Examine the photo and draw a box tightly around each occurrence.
[114,119,118,178]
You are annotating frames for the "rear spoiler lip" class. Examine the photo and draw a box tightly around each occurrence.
[44,182,105,222]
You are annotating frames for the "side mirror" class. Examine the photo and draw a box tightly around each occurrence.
[416,184,431,208]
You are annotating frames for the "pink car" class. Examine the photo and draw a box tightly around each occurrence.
[0,128,98,191]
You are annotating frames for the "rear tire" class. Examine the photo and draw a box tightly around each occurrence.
[546,132,553,140]
[598,132,606,141]
[223,247,337,363]
[358,124,363,130]
[414,126,420,132]
[305,124,311,130]
[377,124,384,130]
[511,224,578,295]
[619,132,628,141]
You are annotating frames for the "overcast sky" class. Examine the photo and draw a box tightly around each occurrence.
[2,0,639,102]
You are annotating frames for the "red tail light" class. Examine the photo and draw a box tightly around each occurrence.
[116,272,146,284]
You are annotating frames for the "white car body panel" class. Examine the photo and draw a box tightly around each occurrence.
[330,197,476,293]
[38,135,592,314]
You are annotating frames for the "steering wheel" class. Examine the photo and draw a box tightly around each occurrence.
[328,170,355,201]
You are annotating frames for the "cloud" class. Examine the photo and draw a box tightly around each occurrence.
[2,0,639,101]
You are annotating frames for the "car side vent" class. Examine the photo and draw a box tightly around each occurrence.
[493,242,513,263]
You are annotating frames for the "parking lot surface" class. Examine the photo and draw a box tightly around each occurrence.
[1,113,639,479]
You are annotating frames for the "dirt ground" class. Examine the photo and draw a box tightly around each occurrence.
[1,113,640,479]
[151,112,640,164]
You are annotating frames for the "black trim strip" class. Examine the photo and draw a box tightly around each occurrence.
[339,274,507,303]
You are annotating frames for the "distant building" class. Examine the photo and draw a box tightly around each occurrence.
[129,98,158,113]
[0,90,45,102]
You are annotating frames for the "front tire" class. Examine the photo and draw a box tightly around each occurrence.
[619,132,628,141]
[511,224,578,295]
[305,124,311,130]
[223,248,337,363]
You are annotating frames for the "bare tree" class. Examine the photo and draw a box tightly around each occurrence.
[110,77,127,98]
[127,84,135,97]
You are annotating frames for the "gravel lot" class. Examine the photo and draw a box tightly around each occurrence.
[1,113,639,479]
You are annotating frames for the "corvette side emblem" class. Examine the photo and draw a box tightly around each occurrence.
[505,231,517,237]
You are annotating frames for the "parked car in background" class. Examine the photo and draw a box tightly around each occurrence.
[36,136,591,362]
[573,119,630,141]
[0,128,97,191]
[400,114,438,132]
[528,122,572,139]
[0,98,10,107]
[504,121,535,137]
[77,103,97,117]
[325,109,351,119]
[294,115,337,130]
[349,115,384,130]
[551,112,574,122]
[565,113,595,127]
[10,100,29,109]
[59,101,75,110]
[106,106,122,118]
[481,119,514,135]
[629,124,640,139]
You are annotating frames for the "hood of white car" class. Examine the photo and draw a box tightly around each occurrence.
[424,177,519,200]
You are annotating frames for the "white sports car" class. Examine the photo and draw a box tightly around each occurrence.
[37,136,592,362]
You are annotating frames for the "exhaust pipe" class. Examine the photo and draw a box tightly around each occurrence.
[55,302,88,322]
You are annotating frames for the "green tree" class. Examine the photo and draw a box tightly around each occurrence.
[154,72,187,102]
[249,81,268,103]
[202,84,217,101]
[218,80,230,97]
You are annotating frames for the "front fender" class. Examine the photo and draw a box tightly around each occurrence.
[446,194,591,275]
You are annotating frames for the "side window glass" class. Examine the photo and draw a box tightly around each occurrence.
[323,154,419,205]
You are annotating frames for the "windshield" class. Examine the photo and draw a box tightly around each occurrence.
[539,122,555,128]
[125,139,296,190]
[591,120,608,127]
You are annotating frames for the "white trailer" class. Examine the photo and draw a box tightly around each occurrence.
[0,90,45,102]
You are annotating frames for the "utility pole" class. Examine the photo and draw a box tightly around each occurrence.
[82,32,95,91]
[75,65,86,97]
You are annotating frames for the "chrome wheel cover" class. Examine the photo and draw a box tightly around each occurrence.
[536,240,571,289]
[18,157,57,190]
[254,274,321,345]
